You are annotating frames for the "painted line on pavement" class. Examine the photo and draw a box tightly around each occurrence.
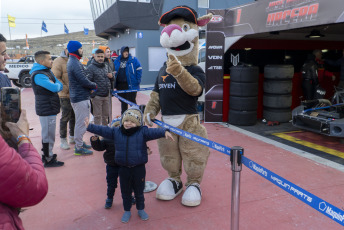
[272,132,344,159]
[222,123,344,173]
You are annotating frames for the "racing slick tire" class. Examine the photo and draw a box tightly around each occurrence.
[228,109,257,126]
[19,73,32,88]
[230,96,258,111]
[230,82,259,97]
[263,93,292,109]
[263,80,292,94]
[263,108,292,123]
[230,65,259,83]
[264,65,294,80]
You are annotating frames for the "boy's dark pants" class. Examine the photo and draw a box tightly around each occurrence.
[106,165,119,199]
[119,164,146,211]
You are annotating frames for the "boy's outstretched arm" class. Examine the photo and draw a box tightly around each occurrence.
[85,117,115,139]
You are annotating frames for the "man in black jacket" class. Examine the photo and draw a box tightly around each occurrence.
[87,49,114,125]
[302,54,319,100]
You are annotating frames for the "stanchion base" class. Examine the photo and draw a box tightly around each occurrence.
[144,181,158,193]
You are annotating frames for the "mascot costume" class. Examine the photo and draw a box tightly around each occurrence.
[144,6,212,206]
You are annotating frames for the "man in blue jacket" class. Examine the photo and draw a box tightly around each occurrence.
[30,51,64,167]
[67,40,97,155]
[114,46,142,114]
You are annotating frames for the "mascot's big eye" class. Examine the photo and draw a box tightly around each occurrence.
[182,24,190,31]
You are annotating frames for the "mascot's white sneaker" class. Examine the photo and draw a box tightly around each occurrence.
[156,178,183,200]
[181,183,202,207]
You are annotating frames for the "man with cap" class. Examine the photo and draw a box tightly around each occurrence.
[67,40,97,155]
[52,43,75,150]
[87,48,98,67]
[114,46,142,114]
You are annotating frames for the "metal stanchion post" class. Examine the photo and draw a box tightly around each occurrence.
[230,146,244,230]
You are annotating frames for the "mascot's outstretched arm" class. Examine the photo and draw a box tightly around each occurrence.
[144,91,161,126]
[166,54,202,96]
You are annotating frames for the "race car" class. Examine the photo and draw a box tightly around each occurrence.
[292,88,344,137]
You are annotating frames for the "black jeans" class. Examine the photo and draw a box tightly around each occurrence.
[116,82,137,114]
[119,164,146,211]
[302,79,316,100]
[59,98,75,138]
[106,165,119,199]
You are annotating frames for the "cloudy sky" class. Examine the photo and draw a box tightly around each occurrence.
[0,0,95,40]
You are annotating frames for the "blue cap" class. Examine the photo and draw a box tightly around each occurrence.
[67,40,82,53]
[92,48,98,54]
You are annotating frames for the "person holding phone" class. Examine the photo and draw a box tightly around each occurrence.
[30,51,64,167]
[0,109,49,229]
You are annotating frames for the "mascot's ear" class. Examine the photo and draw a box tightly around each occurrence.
[158,21,167,27]
[197,13,213,27]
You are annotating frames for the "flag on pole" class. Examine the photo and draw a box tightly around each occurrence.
[41,21,48,32]
[84,28,89,35]
[8,15,16,28]
[25,34,29,49]
[64,24,69,34]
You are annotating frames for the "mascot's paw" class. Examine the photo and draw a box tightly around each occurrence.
[156,178,183,200]
[181,183,202,207]
[166,54,183,77]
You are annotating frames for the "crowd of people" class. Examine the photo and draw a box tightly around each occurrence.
[0,32,170,227]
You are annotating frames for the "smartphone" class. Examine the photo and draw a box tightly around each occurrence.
[1,87,21,131]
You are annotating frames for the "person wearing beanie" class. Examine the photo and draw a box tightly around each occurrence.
[114,46,143,114]
[87,48,99,67]
[67,40,97,156]
[86,107,174,223]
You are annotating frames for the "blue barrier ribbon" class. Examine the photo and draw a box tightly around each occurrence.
[112,87,154,95]
[242,155,344,226]
[113,93,231,156]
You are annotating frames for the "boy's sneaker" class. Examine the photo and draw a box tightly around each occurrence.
[44,155,64,168]
[69,136,75,144]
[104,198,113,209]
[121,211,131,223]
[138,210,149,221]
[60,138,70,150]
[42,154,57,164]
[131,196,136,205]
[82,142,92,149]
[74,147,93,155]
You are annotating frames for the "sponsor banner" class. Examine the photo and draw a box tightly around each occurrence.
[205,31,225,122]
[242,156,344,226]
[207,0,344,37]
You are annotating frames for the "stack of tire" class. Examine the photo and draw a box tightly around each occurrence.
[263,65,294,123]
[228,65,259,126]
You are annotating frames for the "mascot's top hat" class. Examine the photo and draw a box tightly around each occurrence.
[159,5,198,25]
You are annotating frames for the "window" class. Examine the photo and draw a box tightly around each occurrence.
[138,0,151,2]
[148,47,167,71]
[119,0,137,2]
[198,0,209,8]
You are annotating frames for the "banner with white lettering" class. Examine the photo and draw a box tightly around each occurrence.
[204,31,225,122]
[207,0,344,37]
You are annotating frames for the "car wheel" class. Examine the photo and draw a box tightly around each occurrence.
[230,65,259,83]
[19,73,32,88]
[264,65,294,80]
[230,96,258,111]
[230,82,259,97]
[228,109,257,126]
[12,79,22,88]
[263,108,292,123]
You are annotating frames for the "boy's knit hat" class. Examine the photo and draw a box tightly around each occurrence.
[122,108,142,127]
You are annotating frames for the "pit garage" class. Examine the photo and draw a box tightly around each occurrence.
[204,0,344,164]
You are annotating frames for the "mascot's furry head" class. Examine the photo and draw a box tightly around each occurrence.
[159,6,212,66]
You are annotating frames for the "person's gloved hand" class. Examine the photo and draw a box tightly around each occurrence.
[166,54,183,77]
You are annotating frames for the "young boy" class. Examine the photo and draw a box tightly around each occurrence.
[90,118,138,209]
[85,107,174,223]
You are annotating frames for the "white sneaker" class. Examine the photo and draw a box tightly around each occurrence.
[69,136,75,144]
[156,178,183,200]
[90,115,94,124]
[181,183,202,207]
[60,138,70,150]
